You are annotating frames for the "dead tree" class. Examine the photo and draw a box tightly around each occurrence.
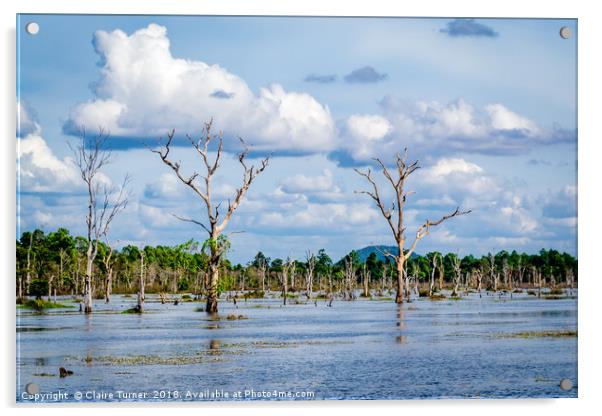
[361,263,371,298]
[102,240,115,303]
[355,150,470,303]
[24,231,34,298]
[71,129,129,314]
[290,261,297,291]
[281,258,292,305]
[343,256,356,300]
[487,253,497,292]
[151,121,269,313]
[136,249,145,312]
[429,254,440,296]
[474,268,483,297]
[258,257,267,293]
[450,255,461,297]
[410,263,419,298]
[305,251,316,299]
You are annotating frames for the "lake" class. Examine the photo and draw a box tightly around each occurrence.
[16,290,578,402]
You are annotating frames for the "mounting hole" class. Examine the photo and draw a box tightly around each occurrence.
[560,378,573,391]
[25,22,39,35]
[559,26,571,39]
[25,383,39,394]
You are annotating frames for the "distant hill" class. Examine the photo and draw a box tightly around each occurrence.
[352,245,422,262]
[355,245,398,262]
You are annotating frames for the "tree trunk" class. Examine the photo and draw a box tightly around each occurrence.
[206,257,220,313]
[137,252,145,312]
[395,257,405,304]
[83,243,94,314]
[105,268,113,303]
[26,232,33,295]
[205,237,221,314]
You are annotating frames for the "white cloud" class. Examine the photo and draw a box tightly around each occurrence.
[337,97,572,164]
[418,157,499,197]
[280,169,338,194]
[18,134,80,193]
[346,114,392,141]
[257,202,379,230]
[65,24,337,154]
[486,104,540,134]
[138,203,179,228]
[17,101,41,137]
[144,173,182,199]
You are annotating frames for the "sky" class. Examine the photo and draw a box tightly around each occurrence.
[16,15,577,264]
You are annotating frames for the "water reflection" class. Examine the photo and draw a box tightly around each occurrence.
[396,304,406,344]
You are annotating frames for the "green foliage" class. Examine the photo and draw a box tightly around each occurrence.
[19,299,72,310]
[202,235,231,257]
[28,279,48,299]
[15,227,578,298]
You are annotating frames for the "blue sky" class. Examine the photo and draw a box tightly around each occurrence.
[17,15,577,263]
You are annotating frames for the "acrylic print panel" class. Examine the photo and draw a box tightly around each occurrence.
[16,14,577,403]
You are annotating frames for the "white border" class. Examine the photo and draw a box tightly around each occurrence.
[2,1,601,415]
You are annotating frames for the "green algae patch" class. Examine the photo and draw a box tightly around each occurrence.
[18,300,74,311]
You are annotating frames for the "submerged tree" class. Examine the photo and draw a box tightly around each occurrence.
[355,150,470,303]
[71,129,129,314]
[151,121,269,313]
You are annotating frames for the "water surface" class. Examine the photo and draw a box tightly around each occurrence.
[16,291,578,402]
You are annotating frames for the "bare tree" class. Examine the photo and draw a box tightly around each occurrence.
[281,258,292,305]
[136,248,145,312]
[486,253,497,292]
[258,257,267,293]
[474,268,483,297]
[71,129,130,314]
[355,150,470,303]
[361,263,371,298]
[305,251,316,299]
[151,121,269,313]
[102,240,115,303]
[343,256,356,300]
[25,231,34,297]
[450,254,461,297]
[429,253,440,296]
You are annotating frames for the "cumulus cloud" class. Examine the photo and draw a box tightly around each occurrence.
[440,19,499,38]
[280,169,338,194]
[304,74,337,84]
[335,97,574,164]
[143,173,184,200]
[64,24,337,154]
[344,66,388,83]
[257,202,379,232]
[17,101,41,137]
[17,105,81,193]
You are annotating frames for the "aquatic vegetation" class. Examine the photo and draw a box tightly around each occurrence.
[81,354,225,366]
[121,306,143,314]
[226,314,248,320]
[502,330,577,338]
[18,299,73,311]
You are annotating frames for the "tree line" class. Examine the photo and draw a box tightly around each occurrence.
[16,227,577,304]
[18,121,574,312]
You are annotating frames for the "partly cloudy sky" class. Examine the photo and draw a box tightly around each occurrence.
[17,15,577,263]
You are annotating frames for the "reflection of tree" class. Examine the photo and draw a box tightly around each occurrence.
[396,304,406,344]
